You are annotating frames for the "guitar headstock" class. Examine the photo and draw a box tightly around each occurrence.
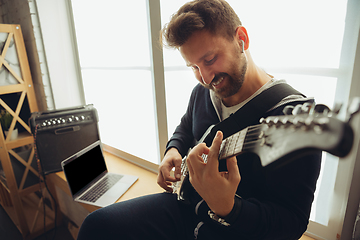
[255,99,360,167]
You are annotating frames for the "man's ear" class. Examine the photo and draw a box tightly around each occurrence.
[235,26,249,51]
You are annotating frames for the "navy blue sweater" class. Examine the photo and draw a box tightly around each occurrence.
[166,84,321,239]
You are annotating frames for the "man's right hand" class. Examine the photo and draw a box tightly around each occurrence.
[157,148,183,192]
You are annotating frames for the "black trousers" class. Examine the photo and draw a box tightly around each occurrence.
[77,192,225,240]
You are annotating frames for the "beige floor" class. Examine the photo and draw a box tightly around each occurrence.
[300,235,315,240]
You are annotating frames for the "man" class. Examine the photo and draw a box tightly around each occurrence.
[77,1,321,239]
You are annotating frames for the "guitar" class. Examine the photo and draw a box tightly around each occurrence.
[172,100,360,203]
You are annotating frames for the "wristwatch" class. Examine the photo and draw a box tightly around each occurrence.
[207,194,242,227]
[207,210,231,226]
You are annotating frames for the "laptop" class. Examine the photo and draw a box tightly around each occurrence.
[61,140,138,207]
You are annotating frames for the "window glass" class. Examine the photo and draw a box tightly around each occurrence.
[229,0,347,69]
[164,70,197,137]
[72,0,150,68]
[277,74,337,107]
[71,0,159,163]
[160,0,196,138]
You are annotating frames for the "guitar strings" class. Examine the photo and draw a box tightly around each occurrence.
[234,125,264,152]
[174,124,268,192]
[217,125,265,159]
[178,124,266,176]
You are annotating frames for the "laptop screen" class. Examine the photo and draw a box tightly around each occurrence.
[63,142,107,196]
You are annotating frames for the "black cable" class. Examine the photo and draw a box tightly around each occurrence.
[34,124,57,240]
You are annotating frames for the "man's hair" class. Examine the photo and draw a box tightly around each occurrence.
[160,0,242,48]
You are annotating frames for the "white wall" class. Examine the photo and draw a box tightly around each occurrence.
[34,0,85,110]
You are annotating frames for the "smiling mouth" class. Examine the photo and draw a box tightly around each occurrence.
[212,76,224,87]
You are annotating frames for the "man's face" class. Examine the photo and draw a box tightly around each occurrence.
[179,30,247,100]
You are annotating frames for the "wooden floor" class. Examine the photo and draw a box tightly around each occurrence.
[300,235,315,240]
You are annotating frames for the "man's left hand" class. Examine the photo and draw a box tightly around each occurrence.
[186,131,241,217]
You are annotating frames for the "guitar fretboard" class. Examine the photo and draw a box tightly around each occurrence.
[178,127,250,180]
[173,128,251,196]
[218,127,248,160]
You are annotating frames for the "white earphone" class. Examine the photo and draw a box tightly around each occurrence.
[240,40,245,53]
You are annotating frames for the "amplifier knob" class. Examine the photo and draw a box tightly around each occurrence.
[75,116,79,121]
[81,115,85,120]
[42,122,47,127]
[68,118,73,122]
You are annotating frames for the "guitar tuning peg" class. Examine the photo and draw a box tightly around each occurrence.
[283,103,316,116]
[314,104,331,115]
[269,117,281,127]
[281,116,291,125]
[260,117,280,127]
[292,104,304,115]
[292,116,305,127]
[283,105,294,115]
[301,102,313,113]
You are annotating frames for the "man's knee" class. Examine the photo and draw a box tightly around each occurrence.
[77,210,107,239]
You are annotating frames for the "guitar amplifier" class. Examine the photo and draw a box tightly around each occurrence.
[29,104,100,175]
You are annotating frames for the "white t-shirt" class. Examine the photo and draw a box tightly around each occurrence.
[209,79,309,121]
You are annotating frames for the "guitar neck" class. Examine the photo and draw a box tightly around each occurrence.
[218,126,255,160]
[178,111,356,179]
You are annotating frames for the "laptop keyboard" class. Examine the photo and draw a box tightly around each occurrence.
[79,174,123,203]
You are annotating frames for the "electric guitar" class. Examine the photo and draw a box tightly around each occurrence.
[172,100,360,203]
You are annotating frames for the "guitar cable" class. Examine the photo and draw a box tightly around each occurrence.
[33,123,57,240]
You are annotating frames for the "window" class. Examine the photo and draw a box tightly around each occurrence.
[71,0,160,165]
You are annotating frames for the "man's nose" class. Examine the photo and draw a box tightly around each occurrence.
[199,67,214,85]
